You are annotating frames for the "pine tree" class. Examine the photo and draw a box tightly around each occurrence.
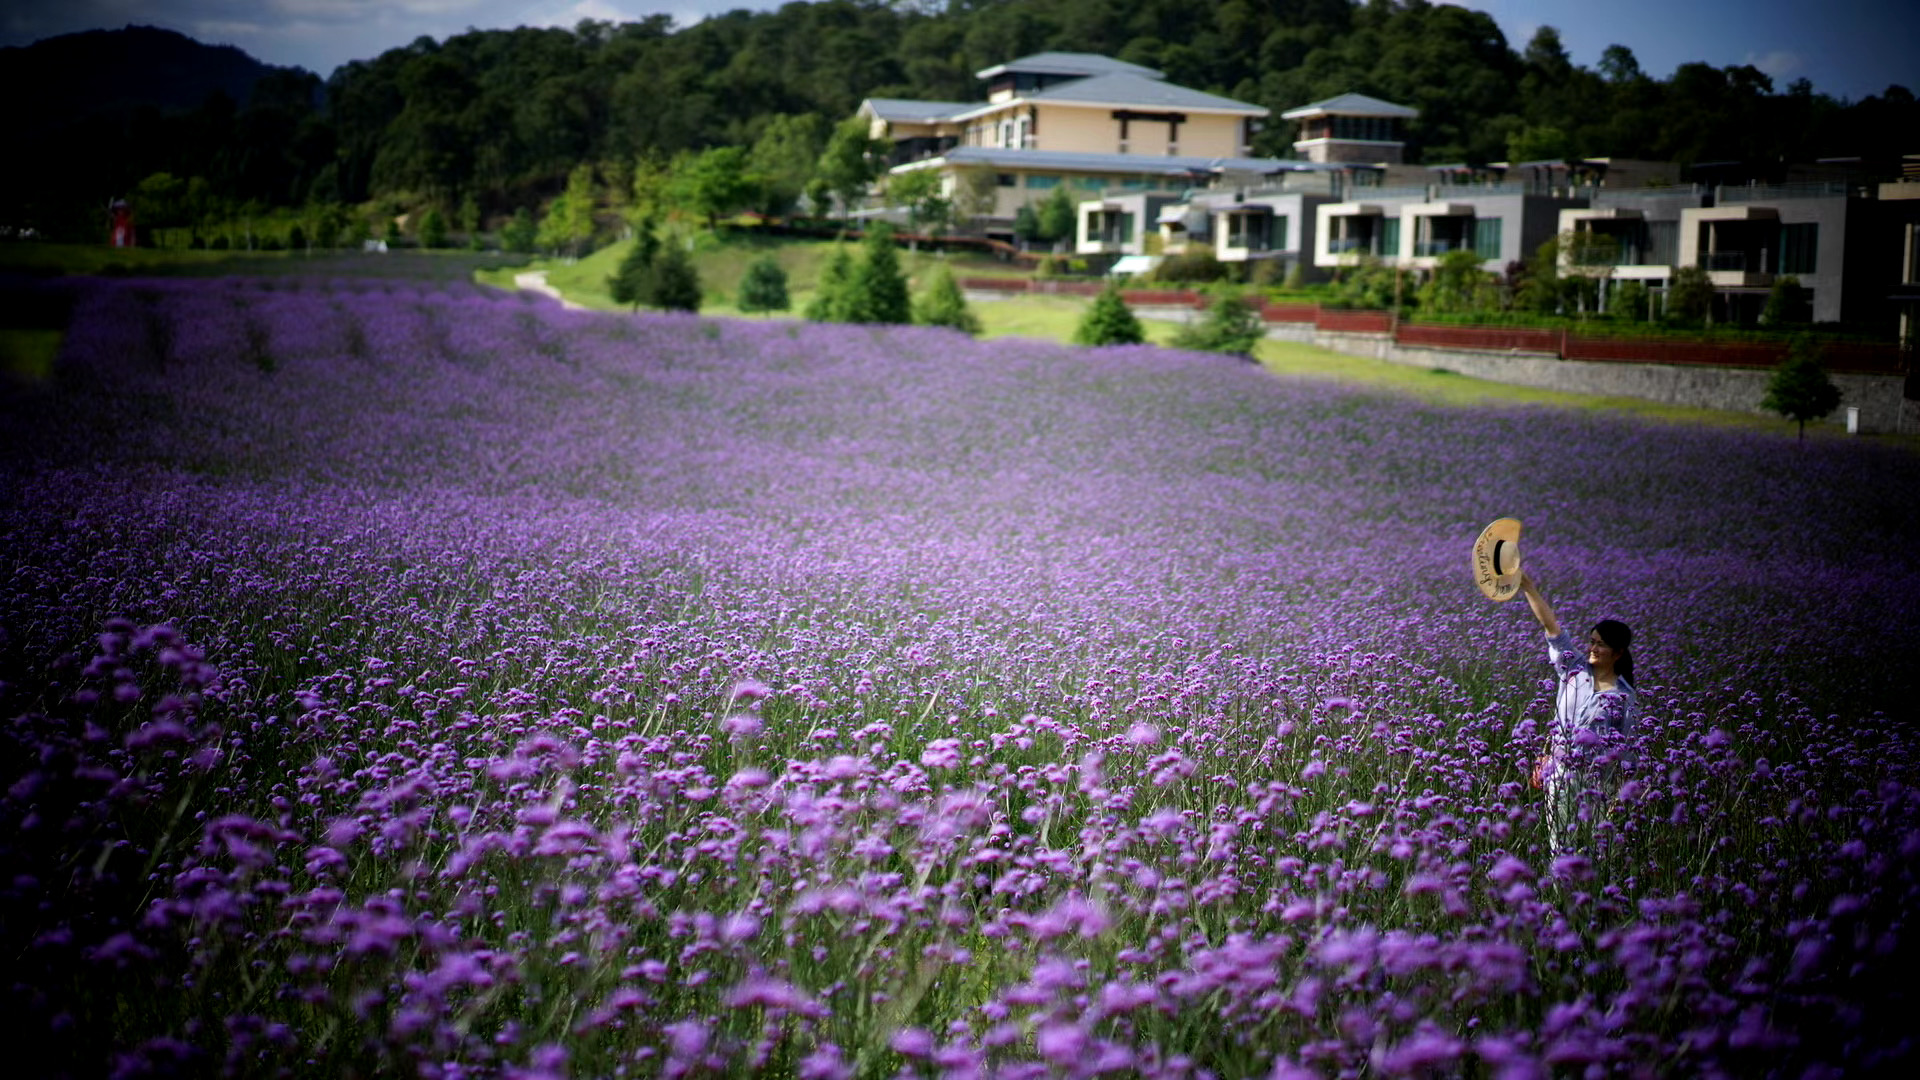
[805,246,854,322]
[1073,283,1145,346]
[914,263,980,334]
[738,256,791,314]
[1761,336,1842,440]
[845,224,910,325]
[649,242,702,313]
[607,228,661,311]
[419,208,448,249]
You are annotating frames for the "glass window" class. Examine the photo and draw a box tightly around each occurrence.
[1380,217,1401,257]
[1273,216,1290,251]
[1026,175,1059,190]
[1779,222,1818,275]
[1474,218,1503,257]
[996,173,1017,187]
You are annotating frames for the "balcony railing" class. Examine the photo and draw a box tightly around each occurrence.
[1328,237,1374,254]
[1717,182,1848,203]
[1704,251,1761,272]
[1414,239,1469,256]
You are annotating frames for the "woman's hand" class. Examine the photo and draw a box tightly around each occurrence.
[1519,570,1560,638]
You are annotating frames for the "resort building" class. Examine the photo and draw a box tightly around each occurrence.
[858,52,1291,234]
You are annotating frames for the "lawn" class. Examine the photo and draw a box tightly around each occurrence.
[2,268,1916,1077]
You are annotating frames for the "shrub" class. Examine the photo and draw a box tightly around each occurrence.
[737,256,791,315]
[913,263,979,335]
[1072,283,1145,346]
[1173,291,1266,356]
[1610,280,1650,323]
[501,208,538,254]
[1154,249,1228,284]
[1761,275,1809,327]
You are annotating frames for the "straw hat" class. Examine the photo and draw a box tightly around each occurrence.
[1472,517,1523,601]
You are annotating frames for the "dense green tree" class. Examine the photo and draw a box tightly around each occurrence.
[1037,185,1077,250]
[1417,249,1497,315]
[738,256,792,314]
[669,146,765,230]
[1610,279,1650,322]
[914,263,980,334]
[501,206,538,253]
[1173,291,1266,356]
[535,164,597,256]
[748,113,829,217]
[418,207,448,248]
[815,115,888,221]
[845,224,911,325]
[608,227,661,311]
[1667,265,1715,325]
[1012,204,1042,247]
[649,241,703,312]
[805,245,855,322]
[1761,275,1810,327]
[1761,336,1842,440]
[888,169,952,239]
[1073,283,1145,346]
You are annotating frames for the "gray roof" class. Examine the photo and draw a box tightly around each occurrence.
[1027,72,1265,114]
[975,52,1163,81]
[915,146,1299,177]
[1280,92,1419,120]
[863,98,969,123]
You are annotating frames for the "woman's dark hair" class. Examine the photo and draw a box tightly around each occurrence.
[1594,619,1634,686]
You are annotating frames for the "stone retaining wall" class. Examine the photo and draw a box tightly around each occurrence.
[1308,331,1917,434]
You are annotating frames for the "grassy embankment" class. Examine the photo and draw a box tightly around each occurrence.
[0,237,1889,441]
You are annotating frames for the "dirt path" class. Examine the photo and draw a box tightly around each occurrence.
[513,270,586,311]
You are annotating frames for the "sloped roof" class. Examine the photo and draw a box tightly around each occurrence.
[975,52,1163,81]
[907,146,1297,177]
[1025,71,1266,114]
[1280,92,1419,120]
[862,98,969,123]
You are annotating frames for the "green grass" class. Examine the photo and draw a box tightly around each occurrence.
[0,329,61,382]
[0,242,254,276]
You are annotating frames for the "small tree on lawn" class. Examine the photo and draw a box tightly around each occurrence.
[805,245,855,322]
[1012,204,1042,249]
[1762,335,1842,441]
[914,263,980,334]
[845,224,911,325]
[1073,283,1145,346]
[608,227,661,312]
[738,256,791,315]
[649,242,702,313]
[1173,291,1266,357]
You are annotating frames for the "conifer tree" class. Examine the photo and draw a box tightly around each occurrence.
[1173,292,1266,356]
[607,227,661,311]
[914,263,980,334]
[648,242,702,313]
[805,245,854,322]
[738,256,791,314]
[1073,283,1145,346]
[845,224,910,325]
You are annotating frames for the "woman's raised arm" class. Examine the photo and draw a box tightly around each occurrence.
[1519,570,1561,639]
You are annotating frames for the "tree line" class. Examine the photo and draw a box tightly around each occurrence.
[9,1,1914,244]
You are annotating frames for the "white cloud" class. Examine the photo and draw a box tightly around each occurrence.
[1745,49,1804,80]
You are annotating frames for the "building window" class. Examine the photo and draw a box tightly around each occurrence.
[1906,224,1920,284]
[1474,217,1503,257]
[996,173,1017,188]
[1273,216,1290,251]
[1086,210,1133,246]
[1381,217,1401,257]
[1779,222,1818,275]
[1227,213,1270,251]
[1026,175,1060,190]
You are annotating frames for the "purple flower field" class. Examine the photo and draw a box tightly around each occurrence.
[2,274,1917,1078]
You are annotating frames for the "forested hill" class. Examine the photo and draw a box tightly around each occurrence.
[6,1,1916,240]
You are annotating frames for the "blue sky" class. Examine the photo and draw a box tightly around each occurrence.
[3,0,1915,103]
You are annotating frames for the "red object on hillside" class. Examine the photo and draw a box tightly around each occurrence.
[109,199,136,248]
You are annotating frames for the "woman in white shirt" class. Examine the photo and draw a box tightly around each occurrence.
[1517,570,1637,857]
